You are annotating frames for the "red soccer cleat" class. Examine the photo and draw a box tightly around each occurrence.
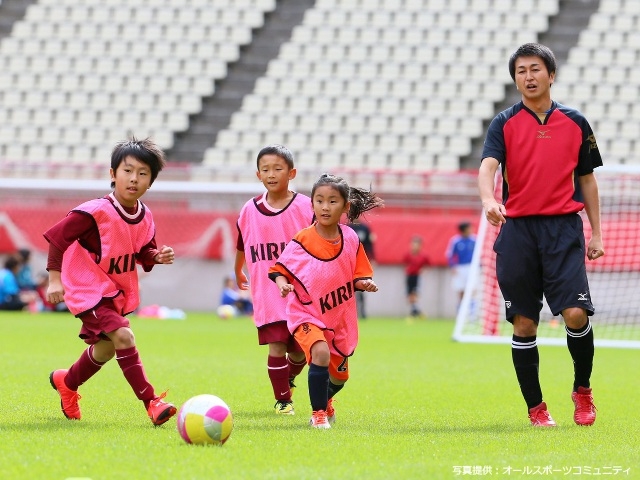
[50,369,81,420]
[528,402,557,427]
[147,390,177,426]
[572,387,597,426]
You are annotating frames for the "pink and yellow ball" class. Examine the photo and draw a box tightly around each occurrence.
[177,394,234,445]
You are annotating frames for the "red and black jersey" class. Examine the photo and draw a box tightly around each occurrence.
[482,101,603,218]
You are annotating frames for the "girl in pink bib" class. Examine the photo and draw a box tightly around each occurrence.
[270,174,383,428]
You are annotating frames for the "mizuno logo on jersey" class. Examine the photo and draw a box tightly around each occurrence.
[537,129,551,139]
[107,253,137,274]
[319,281,354,314]
[578,293,588,301]
[249,242,287,263]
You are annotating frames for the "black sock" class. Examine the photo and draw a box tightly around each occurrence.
[328,380,344,399]
[512,335,543,410]
[308,363,329,412]
[566,320,594,391]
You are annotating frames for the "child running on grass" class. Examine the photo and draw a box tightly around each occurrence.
[234,144,314,415]
[44,137,177,426]
[269,173,383,429]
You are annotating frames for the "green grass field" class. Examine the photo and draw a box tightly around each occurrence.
[1,311,638,480]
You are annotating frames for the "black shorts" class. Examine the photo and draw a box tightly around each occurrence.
[493,214,594,324]
[406,274,419,295]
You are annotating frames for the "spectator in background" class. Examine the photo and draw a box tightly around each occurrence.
[348,218,376,319]
[220,275,253,315]
[402,236,430,319]
[445,221,476,308]
[16,248,37,291]
[35,271,69,312]
[0,255,32,310]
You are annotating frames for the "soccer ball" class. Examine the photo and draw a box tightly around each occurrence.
[177,394,234,446]
[216,304,237,319]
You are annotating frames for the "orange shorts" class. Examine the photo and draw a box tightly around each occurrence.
[293,323,349,381]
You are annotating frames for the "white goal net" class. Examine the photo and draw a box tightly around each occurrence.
[453,166,640,349]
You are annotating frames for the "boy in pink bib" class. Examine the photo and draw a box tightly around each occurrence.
[44,137,177,426]
[234,144,314,415]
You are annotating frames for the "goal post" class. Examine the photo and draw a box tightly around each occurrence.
[453,165,640,349]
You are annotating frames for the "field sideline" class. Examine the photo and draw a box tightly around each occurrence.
[1,311,638,479]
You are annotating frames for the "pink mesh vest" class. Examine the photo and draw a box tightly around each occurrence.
[62,195,155,316]
[278,225,360,357]
[237,192,313,327]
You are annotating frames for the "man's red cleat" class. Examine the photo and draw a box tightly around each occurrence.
[528,402,556,427]
[572,387,597,426]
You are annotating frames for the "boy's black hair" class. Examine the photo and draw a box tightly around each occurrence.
[256,144,295,170]
[508,43,557,81]
[110,136,166,189]
[311,173,384,222]
[458,221,471,232]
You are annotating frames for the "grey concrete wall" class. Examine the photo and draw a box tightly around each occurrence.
[24,253,459,318]
[139,259,460,319]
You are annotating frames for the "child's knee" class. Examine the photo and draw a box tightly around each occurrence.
[108,327,136,348]
[310,341,330,366]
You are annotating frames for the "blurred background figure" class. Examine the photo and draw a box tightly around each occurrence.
[16,248,37,291]
[402,236,431,320]
[1,255,37,311]
[35,271,69,312]
[445,222,476,309]
[220,275,253,316]
[348,218,376,319]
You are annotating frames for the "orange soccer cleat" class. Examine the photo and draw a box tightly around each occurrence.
[309,410,331,429]
[326,398,336,425]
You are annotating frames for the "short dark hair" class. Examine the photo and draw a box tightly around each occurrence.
[110,137,166,189]
[4,255,20,271]
[508,43,557,81]
[458,221,471,232]
[256,144,295,170]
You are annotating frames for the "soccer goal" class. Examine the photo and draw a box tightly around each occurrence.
[453,165,640,349]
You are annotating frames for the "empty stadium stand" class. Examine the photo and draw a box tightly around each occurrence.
[0,0,276,166]
[0,0,639,182]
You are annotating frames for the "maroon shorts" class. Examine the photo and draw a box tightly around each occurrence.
[77,298,130,345]
[257,321,303,353]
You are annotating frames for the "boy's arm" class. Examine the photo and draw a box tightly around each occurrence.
[46,265,65,305]
[137,237,174,270]
[44,212,96,304]
[153,245,175,264]
[234,250,249,290]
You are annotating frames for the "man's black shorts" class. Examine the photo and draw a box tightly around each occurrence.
[493,214,594,323]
